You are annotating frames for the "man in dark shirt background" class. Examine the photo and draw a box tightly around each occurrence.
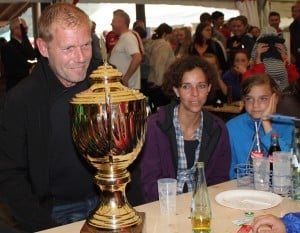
[290,1,300,72]
[1,18,36,90]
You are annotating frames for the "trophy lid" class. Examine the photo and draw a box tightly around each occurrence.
[70,64,145,104]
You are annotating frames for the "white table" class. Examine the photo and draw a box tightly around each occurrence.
[37,180,300,233]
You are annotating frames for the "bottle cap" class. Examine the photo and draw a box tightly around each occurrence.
[271,132,279,137]
[244,212,254,218]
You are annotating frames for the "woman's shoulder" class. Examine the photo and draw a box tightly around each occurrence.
[203,110,226,129]
[226,113,248,128]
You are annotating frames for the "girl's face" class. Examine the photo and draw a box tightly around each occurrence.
[244,84,273,120]
[201,26,212,40]
[203,56,219,71]
[177,29,186,44]
[234,52,249,69]
[173,67,211,115]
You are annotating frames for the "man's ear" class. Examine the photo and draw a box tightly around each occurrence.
[35,38,49,58]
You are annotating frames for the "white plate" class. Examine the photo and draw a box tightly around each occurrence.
[215,190,282,211]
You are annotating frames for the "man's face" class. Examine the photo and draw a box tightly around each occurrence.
[214,16,224,28]
[292,4,300,20]
[269,15,280,29]
[37,23,92,87]
[12,19,28,40]
[111,15,125,35]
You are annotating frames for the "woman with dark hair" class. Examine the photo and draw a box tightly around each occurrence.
[145,23,175,112]
[139,56,231,203]
[174,27,192,59]
[227,15,255,66]
[190,22,228,73]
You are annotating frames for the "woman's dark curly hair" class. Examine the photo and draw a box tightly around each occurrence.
[161,55,217,99]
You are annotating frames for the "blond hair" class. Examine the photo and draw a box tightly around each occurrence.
[38,3,91,42]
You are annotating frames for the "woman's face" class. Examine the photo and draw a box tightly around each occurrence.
[234,52,249,69]
[177,29,186,44]
[173,67,211,115]
[201,25,212,40]
[244,84,273,120]
[231,19,247,37]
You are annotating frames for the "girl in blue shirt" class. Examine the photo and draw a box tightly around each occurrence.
[226,73,294,179]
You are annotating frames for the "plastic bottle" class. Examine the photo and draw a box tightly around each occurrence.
[250,121,264,162]
[191,162,211,233]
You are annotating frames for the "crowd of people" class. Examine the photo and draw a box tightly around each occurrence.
[0,1,299,233]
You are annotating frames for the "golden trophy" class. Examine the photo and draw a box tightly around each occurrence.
[70,65,147,233]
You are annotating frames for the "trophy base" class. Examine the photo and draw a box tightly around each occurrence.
[80,212,145,233]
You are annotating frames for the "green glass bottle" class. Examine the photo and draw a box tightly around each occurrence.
[191,162,211,233]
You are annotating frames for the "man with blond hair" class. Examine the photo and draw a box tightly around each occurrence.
[109,9,143,90]
[0,3,98,232]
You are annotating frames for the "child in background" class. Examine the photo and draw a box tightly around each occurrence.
[222,49,251,101]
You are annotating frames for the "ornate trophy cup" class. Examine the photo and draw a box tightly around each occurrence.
[70,65,147,233]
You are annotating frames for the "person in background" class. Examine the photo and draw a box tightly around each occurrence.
[1,18,36,90]
[133,25,150,96]
[252,212,300,233]
[109,9,143,89]
[290,1,300,72]
[277,78,300,127]
[140,56,231,203]
[244,27,299,90]
[199,12,212,24]
[222,17,235,40]
[90,21,103,70]
[211,11,227,48]
[190,22,228,73]
[226,74,294,179]
[269,11,283,35]
[227,15,255,67]
[174,27,192,59]
[146,23,175,112]
[248,25,261,41]
[202,53,227,105]
[0,3,99,232]
[0,37,7,85]
[222,49,251,101]
[133,19,146,31]
[105,30,119,57]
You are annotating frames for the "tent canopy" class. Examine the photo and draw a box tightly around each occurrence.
[0,3,32,27]
[0,0,295,28]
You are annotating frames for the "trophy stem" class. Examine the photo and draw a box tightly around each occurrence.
[86,166,142,231]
